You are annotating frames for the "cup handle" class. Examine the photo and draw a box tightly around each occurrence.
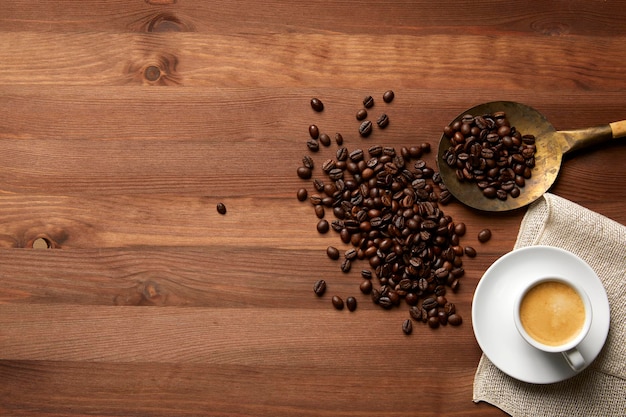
[563,347,586,371]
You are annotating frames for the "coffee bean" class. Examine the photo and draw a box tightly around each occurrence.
[478,228,492,242]
[313,279,326,296]
[346,296,357,311]
[448,314,463,326]
[319,133,331,147]
[216,202,227,215]
[310,97,324,112]
[402,319,413,334]
[464,246,477,257]
[327,246,340,260]
[359,279,372,294]
[359,120,373,137]
[341,258,351,273]
[335,133,344,145]
[317,219,329,234]
[376,113,389,129]
[428,316,440,328]
[296,188,308,201]
[382,90,395,103]
[302,155,314,170]
[361,269,372,279]
[454,222,466,236]
[297,166,312,179]
[309,124,319,139]
[363,95,374,108]
[314,204,325,219]
[332,295,344,310]
[306,139,319,152]
[356,109,368,121]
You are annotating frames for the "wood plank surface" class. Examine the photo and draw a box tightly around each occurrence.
[1,1,625,416]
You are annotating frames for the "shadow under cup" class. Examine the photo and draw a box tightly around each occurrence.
[514,277,593,371]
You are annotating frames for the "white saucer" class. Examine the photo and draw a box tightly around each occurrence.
[472,245,610,384]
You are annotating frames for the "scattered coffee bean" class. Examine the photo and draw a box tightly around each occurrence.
[454,222,466,236]
[341,258,351,273]
[359,279,372,294]
[402,319,413,334]
[478,228,492,243]
[359,120,373,137]
[326,246,340,260]
[306,139,319,152]
[332,295,344,310]
[448,314,463,326]
[363,95,374,108]
[296,188,308,201]
[302,155,314,170]
[310,97,324,112]
[216,202,227,215]
[383,90,395,103]
[376,113,389,129]
[319,133,331,147]
[309,124,319,139]
[314,204,325,219]
[314,279,326,296]
[335,133,344,145]
[464,246,477,257]
[356,109,368,121]
[317,219,329,234]
[297,166,312,179]
[346,296,357,311]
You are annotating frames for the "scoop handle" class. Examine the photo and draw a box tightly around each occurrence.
[560,119,626,154]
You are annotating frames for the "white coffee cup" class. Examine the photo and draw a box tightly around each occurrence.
[513,276,593,371]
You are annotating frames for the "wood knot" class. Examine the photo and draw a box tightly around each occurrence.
[125,53,181,85]
[144,13,192,32]
[531,19,571,36]
[140,280,168,306]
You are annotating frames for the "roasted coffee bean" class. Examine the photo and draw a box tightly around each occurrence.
[359,120,373,137]
[313,279,326,296]
[464,246,477,257]
[306,139,319,152]
[297,166,312,179]
[376,113,389,129]
[216,203,227,215]
[356,109,368,121]
[346,296,357,312]
[359,279,373,294]
[308,124,319,139]
[454,222,466,236]
[319,133,331,147]
[382,90,395,103]
[302,155,315,170]
[378,296,394,309]
[428,316,440,328]
[314,204,325,219]
[310,97,324,112]
[296,188,308,201]
[325,246,340,261]
[402,319,413,334]
[335,132,344,145]
[336,147,348,161]
[332,295,344,310]
[317,219,329,234]
[363,95,374,108]
[341,258,351,273]
[344,248,358,260]
[448,314,463,326]
[478,228,492,242]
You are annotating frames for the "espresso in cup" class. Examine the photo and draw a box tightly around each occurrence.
[514,276,592,371]
[519,280,586,346]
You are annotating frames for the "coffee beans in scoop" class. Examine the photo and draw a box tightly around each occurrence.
[442,112,537,201]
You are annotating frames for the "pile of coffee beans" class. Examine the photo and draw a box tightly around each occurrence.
[442,112,537,200]
[298,92,480,333]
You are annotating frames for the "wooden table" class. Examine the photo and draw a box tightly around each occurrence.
[1,2,625,416]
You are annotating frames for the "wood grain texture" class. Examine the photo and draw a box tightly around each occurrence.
[1,1,625,416]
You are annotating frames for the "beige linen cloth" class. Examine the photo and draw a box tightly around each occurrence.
[473,193,626,416]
